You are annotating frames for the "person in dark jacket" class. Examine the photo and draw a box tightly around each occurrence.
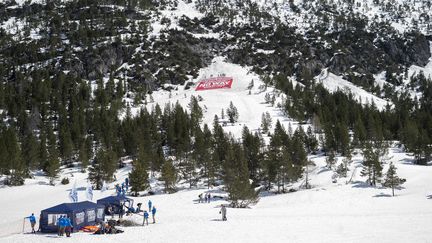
[219,205,227,221]
[151,206,157,224]
[25,213,36,233]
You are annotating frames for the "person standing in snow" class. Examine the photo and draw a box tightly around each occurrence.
[143,211,149,226]
[207,193,211,203]
[119,204,125,219]
[151,206,157,224]
[148,200,152,211]
[125,178,129,191]
[57,216,63,236]
[219,205,227,221]
[64,216,72,237]
[198,193,203,203]
[25,213,36,233]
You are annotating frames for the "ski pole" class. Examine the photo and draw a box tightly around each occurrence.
[22,218,25,233]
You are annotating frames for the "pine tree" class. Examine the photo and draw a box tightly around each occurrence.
[260,112,272,134]
[129,160,150,196]
[305,126,318,153]
[382,162,406,196]
[22,133,40,171]
[4,128,26,185]
[226,101,239,124]
[46,126,60,185]
[242,127,263,186]
[88,148,117,189]
[161,159,177,193]
[326,150,336,169]
[247,79,254,92]
[78,140,89,172]
[360,141,385,186]
[188,95,203,132]
[225,143,259,208]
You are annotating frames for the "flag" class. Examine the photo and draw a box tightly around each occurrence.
[69,181,78,202]
[101,181,107,192]
[86,184,93,201]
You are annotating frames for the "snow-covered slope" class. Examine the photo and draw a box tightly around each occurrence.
[2,146,432,243]
[317,70,392,110]
[125,56,302,138]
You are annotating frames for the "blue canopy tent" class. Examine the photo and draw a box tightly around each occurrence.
[97,195,134,215]
[40,201,105,233]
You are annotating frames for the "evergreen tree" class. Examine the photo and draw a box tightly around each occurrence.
[242,126,263,185]
[382,162,406,196]
[360,141,385,186]
[88,148,117,189]
[129,159,150,196]
[22,133,40,171]
[225,143,259,208]
[305,126,318,153]
[226,101,239,124]
[4,128,26,185]
[260,112,272,134]
[46,126,60,185]
[325,150,336,169]
[188,95,203,133]
[161,159,177,193]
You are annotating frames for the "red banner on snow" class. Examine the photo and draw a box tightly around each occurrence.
[195,77,233,91]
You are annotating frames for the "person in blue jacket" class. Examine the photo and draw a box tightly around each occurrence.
[57,216,62,236]
[151,206,157,224]
[143,211,149,226]
[64,216,72,237]
[148,200,152,211]
[25,213,36,233]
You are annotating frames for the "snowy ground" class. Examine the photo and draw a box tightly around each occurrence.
[2,145,432,243]
[124,56,302,139]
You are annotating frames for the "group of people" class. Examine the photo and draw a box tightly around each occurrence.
[143,200,157,226]
[198,193,211,203]
[57,215,73,237]
[95,219,123,234]
[115,178,129,196]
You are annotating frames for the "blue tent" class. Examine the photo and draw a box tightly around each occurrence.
[40,201,105,233]
[97,195,134,214]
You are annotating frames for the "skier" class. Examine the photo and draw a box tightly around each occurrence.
[25,213,36,233]
[125,178,129,190]
[143,211,149,226]
[219,205,227,221]
[148,200,152,211]
[207,193,211,203]
[198,193,203,203]
[151,206,157,224]
[64,216,72,237]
